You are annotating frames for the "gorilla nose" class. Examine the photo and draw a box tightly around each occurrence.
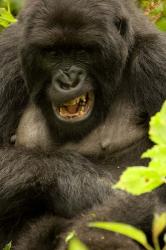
[53,66,87,91]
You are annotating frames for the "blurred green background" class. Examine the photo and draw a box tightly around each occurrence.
[0,0,23,16]
[139,0,166,30]
[0,0,166,31]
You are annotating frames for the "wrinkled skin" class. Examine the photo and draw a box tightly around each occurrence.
[0,0,166,249]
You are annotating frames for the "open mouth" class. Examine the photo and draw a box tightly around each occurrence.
[53,92,94,122]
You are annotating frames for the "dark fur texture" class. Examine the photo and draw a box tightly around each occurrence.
[0,0,166,249]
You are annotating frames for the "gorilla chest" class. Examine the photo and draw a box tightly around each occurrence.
[63,101,147,156]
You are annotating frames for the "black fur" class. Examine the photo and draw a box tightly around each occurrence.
[0,0,166,249]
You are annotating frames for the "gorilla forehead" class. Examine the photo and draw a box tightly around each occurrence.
[21,0,131,49]
[24,0,126,22]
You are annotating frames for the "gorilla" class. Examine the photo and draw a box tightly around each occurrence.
[0,0,166,249]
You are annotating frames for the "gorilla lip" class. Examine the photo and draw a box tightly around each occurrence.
[53,92,94,122]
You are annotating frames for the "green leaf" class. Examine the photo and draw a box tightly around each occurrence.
[3,242,11,250]
[143,145,166,162]
[66,231,76,243]
[66,231,89,250]
[152,213,166,250]
[0,1,17,28]
[0,17,10,27]
[89,222,153,250]
[67,236,89,250]
[153,213,166,241]
[156,17,166,31]
[143,146,166,176]
[114,167,164,195]
[0,7,16,21]
[149,102,166,145]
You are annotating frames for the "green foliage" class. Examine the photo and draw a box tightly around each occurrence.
[139,0,166,31]
[0,0,16,29]
[67,237,89,250]
[0,0,22,15]
[114,101,166,195]
[66,231,89,250]
[153,213,166,250]
[89,212,166,250]
[66,212,166,250]
[3,242,11,250]
[89,222,153,250]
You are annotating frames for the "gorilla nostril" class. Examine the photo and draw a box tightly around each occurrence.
[54,66,86,91]
[68,66,87,88]
[54,70,72,90]
[58,80,71,90]
[69,66,86,83]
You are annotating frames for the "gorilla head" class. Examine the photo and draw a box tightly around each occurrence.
[16,0,139,148]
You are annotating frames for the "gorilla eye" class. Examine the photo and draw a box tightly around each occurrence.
[114,18,128,36]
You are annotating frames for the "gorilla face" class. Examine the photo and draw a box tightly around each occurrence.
[47,61,95,123]
[18,0,133,143]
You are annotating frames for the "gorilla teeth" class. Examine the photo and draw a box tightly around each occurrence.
[64,95,87,106]
[59,101,87,117]
[53,92,94,121]
[58,93,88,117]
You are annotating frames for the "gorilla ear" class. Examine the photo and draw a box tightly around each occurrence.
[114,17,128,36]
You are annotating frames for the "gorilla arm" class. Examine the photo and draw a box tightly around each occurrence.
[13,191,159,250]
[0,146,113,220]
[0,24,28,143]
